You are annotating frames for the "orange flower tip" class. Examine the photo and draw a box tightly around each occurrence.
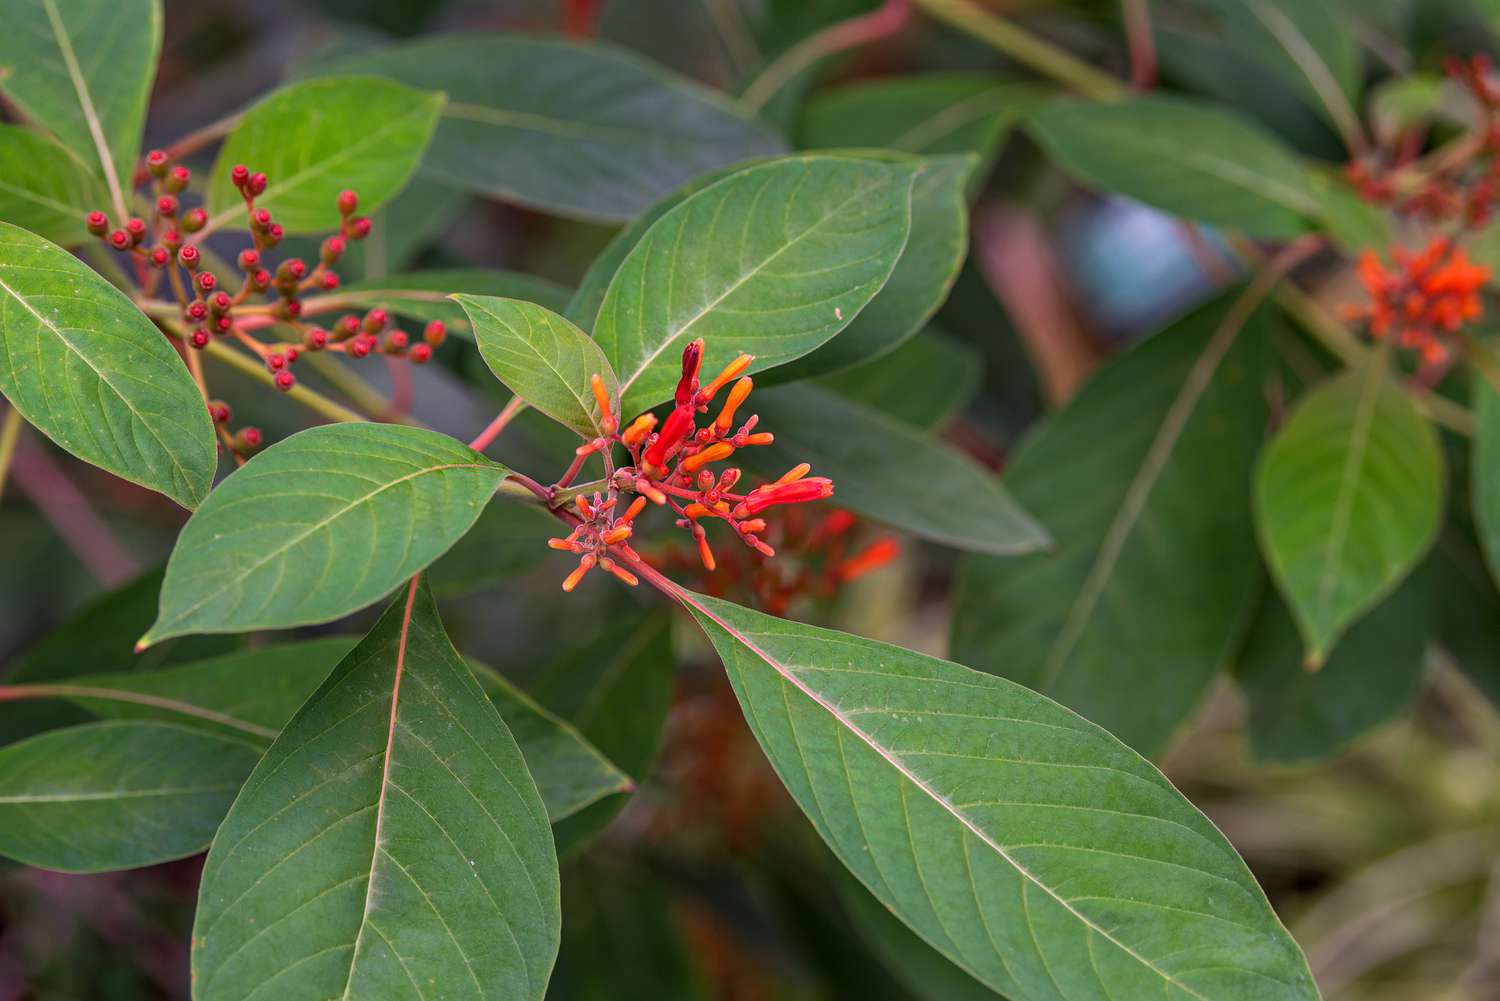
[697,536,717,572]
[743,432,774,446]
[562,556,595,592]
[683,502,712,519]
[683,442,734,473]
[602,526,632,544]
[622,496,648,522]
[622,412,657,446]
[637,480,668,505]
[547,538,576,551]
[605,561,640,586]
[776,463,811,485]
[574,495,594,519]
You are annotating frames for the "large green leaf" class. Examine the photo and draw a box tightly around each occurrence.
[682,589,1321,1001]
[0,721,260,872]
[738,384,1047,555]
[142,424,508,644]
[0,125,105,244]
[192,582,559,1001]
[456,296,620,438]
[1255,358,1443,666]
[206,76,443,234]
[1233,577,1429,764]
[320,34,783,222]
[1028,96,1319,238]
[953,296,1267,753]
[0,0,159,219]
[0,222,216,508]
[593,155,919,414]
[335,268,571,333]
[813,327,983,430]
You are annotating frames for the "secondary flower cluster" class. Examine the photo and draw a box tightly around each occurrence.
[547,339,835,592]
[1352,238,1490,364]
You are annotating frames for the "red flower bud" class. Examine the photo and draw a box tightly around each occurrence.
[208,400,231,424]
[423,320,446,347]
[86,211,108,236]
[676,338,704,406]
[385,330,409,353]
[346,216,371,240]
[363,309,387,333]
[275,370,295,391]
[166,165,190,193]
[247,172,268,196]
[181,207,208,233]
[251,269,272,291]
[236,427,262,450]
[320,272,339,291]
[337,189,358,215]
[320,236,345,265]
[238,249,260,271]
[187,302,208,322]
[305,327,329,351]
[196,272,216,293]
[178,245,200,270]
[265,223,283,247]
[409,343,432,364]
[230,164,250,188]
[189,328,210,348]
[149,247,169,268]
[251,208,272,230]
[125,218,147,245]
[267,352,286,372]
[155,195,178,217]
[211,291,232,313]
[108,229,130,250]
[215,315,232,333]
[146,150,169,178]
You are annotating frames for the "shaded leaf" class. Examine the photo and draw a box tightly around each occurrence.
[207,76,443,234]
[0,721,259,872]
[456,296,619,438]
[1255,357,1443,666]
[0,222,216,507]
[0,125,105,244]
[192,582,559,1001]
[812,327,983,430]
[1431,518,1500,707]
[953,295,1267,753]
[739,384,1047,555]
[683,589,1321,1001]
[336,268,571,333]
[593,155,919,414]
[1028,95,1319,238]
[321,34,784,222]
[429,501,557,597]
[143,424,507,644]
[1470,372,1500,585]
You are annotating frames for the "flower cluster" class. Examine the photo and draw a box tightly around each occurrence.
[1352,237,1490,363]
[546,340,835,591]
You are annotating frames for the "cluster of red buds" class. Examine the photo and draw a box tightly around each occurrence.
[1351,237,1490,364]
[88,155,450,460]
[546,339,836,592]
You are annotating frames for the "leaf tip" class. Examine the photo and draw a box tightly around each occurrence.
[1302,648,1326,672]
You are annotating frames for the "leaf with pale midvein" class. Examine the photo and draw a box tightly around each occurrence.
[457,296,620,438]
[952,295,1267,753]
[192,581,559,1001]
[682,589,1321,1001]
[1027,95,1319,238]
[0,0,159,220]
[0,222,216,508]
[0,125,106,244]
[592,155,918,414]
[0,721,260,873]
[1255,357,1443,666]
[141,424,508,645]
[206,76,443,234]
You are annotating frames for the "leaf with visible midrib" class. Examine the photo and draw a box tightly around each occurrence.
[142,423,508,645]
[0,720,261,873]
[192,581,559,1001]
[457,296,620,439]
[682,588,1321,1001]
[0,125,106,244]
[0,222,217,508]
[1255,357,1443,665]
[593,155,919,414]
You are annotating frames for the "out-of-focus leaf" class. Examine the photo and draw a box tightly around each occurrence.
[685,590,1321,1001]
[1028,95,1319,237]
[954,295,1267,753]
[192,582,559,1001]
[0,126,105,245]
[1432,519,1500,706]
[142,424,507,644]
[1469,373,1500,585]
[813,327,983,430]
[322,34,784,222]
[1255,357,1443,666]
[593,155,918,414]
[1308,168,1391,254]
[740,384,1047,555]
[207,76,443,234]
[0,721,259,872]
[0,222,216,508]
[429,501,557,597]
[336,268,571,333]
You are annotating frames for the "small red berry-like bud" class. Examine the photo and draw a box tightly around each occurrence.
[178,245,200,270]
[320,235,346,265]
[108,229,130,250]
[275,369,295,391]
[266,352,286,371]
[252,269,272,291]
[304,327,329,350]
[250,208,272,230]
[149,247,170,268]
[156,195,178,217]
[214,314,232,333]
[265,223,284,247]
[86,211,108,236]
[319,272,340,291]
[273,299,302,320]
[236,427,262,451]
[362,309,387,333]
[423,320,446,347]
[337,190,358,216]
[181,207,208,233]
[238,249,260,271]
[196,271,216,293]
[385,330,409,353]
[210,290,231,313]
[336,314,361,338]
[409,343,432,364]
[247,172,268,196]
[285,347,299,363]
[125,218,147,245]
[146,149,169,178]
[208,400,231,424]
[186,301,208,322]
[166,165,191,194]
[189,328,210,348]
[346,216,371,240]
[348,336,371,359]
[230,164,250,188]
[287,259,308,281]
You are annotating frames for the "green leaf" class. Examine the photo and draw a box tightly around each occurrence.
[682,590,1321,1001]
[1470,372,1500,585]
[142,423,508,644]
[593,155,919,414]
[429,501,557,598]
[0,125,105,244]
[456,296,620,438]
[1431,518,1500,707]
[738,384,1047,555]
[0,221,216,508]
[192,582,559,1001]
[953,295,1268,753]
[207,76,443,234]
[469,659,633,822]
[0,721,260,873]
[336,268,572,333]
[1233,576,1429,764]
[1028,95,1319,238]
[320,34,784,222]
[1255,358,1443,666]
[813,327,983,430]
[0,0,160,219]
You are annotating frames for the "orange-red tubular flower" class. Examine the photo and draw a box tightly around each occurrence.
[701,353,753,401]
[676,338,705,406]
[641,405,695,473]
[733,477,834,517]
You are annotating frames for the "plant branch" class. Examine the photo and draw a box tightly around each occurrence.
[739,0,913,115]
[9,429,139,586]
[0,405,22,503]
[1121,0,1155,91]
[470,396,528,454]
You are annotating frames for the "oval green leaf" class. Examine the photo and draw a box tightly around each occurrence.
[1255,358,1443,667]
[207,76,443,234]
[682,589,1321,1001]
[0,125,106,244]
[142,423,507,644]
[192,581,559,1001]
[0,720,260,873]
[593,155,919,415]
[0,221,216,508]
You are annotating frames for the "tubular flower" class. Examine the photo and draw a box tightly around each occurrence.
[1351,238,1490,364]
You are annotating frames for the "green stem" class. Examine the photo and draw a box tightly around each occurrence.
[913,0,1125,100]
[0,405,23,501]
[739,0,913,115]
[202,341,366,424]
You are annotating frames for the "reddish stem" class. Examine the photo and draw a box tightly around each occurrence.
[469,396,527,453]
[1122,0,1156,91]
